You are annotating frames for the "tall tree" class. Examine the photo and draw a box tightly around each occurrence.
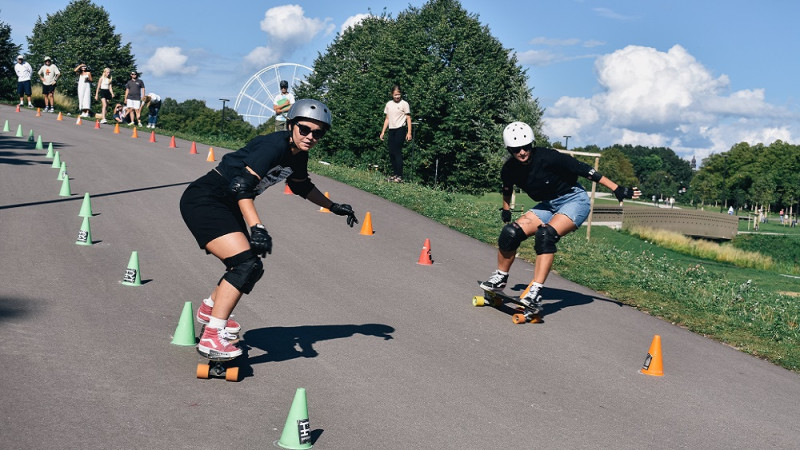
[296,0,542,192]
[0,15,22,100]
[26,0,135,108]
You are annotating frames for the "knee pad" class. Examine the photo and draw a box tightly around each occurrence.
[220,250,264,294]
[498,222,528,252]
[534,224,560,255]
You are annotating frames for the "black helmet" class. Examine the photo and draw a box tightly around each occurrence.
[287,99,332,129]
[279,80,288,89]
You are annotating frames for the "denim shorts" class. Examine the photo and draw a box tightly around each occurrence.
[530,185,591,227]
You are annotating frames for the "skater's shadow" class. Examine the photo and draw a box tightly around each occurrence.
[240,323,395,372]
[506,284,623,317]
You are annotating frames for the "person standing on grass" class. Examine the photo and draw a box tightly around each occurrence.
[124,71,145,126]
[74,62,92,117]
[14,55,34,108]
[179,99,359,358]
[480,121,640,313]
[379,84,412,183]
[94,68,114,123]
[37,56,60,113]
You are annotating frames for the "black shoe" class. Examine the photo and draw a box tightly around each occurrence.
[480,271,508,292]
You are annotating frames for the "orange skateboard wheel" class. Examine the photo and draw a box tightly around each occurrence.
[196,363,210,379]
[512,314,526,324]
[225,366,239,382]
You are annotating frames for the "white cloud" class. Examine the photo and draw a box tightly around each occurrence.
[341,13,371,33]
[542,44,799,162]
[244,5,333,68]
[142,47,198,77]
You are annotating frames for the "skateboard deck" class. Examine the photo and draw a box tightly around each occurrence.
[196,347,242,382]
[473,284,543,324]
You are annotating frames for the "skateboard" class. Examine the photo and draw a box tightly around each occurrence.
[473,284,543,324]
[196,348,242,382]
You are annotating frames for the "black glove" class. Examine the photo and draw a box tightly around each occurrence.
[501,209,512,223]
[329,203,358,227]
[249,224,272,257]
[613,186,638,202]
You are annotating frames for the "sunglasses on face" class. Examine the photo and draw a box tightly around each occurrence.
[508,145,530,154]
[295,123,326,140]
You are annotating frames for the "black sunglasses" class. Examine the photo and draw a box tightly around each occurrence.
[295,123,326,140]
[508,145,531,154]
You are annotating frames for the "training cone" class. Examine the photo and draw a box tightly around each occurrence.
[35,135,43,150]
[417,239,433,265]
[319,192,331,213]
[75,216,93,246]
[169,136,177,148]
[45,142,54,158]
[113,123,119,134]
[94,120,100,129]
[283,183,293,195]
[56,111,63,121]
[57,161,67,180]
[59,174,72,197]
[15,124,22,137]
[640,334,664,377]
[51,151,61,168]
[36,108,41,117]
[171,301,197,346]
[206,147,215,162]
[131,126,138,138]
[149,130,156,143]
[359,212,374,235]
[190,141,198,154]
[277,388,313,449]
[79,192,93,217]
[121,251,142,286]
[28,129,34,142]
[75,116,82,125]
[16,104,20,112]
[3,119,8,132]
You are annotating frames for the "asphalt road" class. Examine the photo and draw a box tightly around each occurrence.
[1,105,799,449]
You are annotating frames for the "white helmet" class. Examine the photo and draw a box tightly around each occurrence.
[503,121,534,148]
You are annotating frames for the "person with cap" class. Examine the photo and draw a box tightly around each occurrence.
[272,79,295,131]
[179,99,359,358]
[14,55,34,108]
[37,57,60,113]
[479,121,641,313]
[123,70,145,126]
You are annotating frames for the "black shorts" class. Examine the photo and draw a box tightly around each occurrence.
[42,84,56,95]
[99,88,112,100]
[17,80,31,96]
[179,170,248,249]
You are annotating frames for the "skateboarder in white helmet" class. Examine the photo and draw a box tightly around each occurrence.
[480,121,640,312]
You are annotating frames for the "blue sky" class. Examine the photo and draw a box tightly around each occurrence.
[4,0,799,162]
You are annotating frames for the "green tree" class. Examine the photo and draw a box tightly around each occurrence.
[296,0,542,192]
[156,98,256,141]
[26,0,135,110]
[0,15,22,100]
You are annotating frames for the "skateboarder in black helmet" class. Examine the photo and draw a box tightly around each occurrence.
[480,121,640,311]
[180,99,358,357]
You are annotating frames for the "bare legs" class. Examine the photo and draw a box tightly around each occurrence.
[204,232,251,320]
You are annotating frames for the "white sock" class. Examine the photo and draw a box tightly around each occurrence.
[497,270,509,276]
[208,316,227,329]
[203,297,214,307]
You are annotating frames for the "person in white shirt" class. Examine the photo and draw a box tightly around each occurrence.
[143,92,161,129]
[14,55,34,108]
[272,80,295,131]
[379,84,412,182]
[37,56,60,112]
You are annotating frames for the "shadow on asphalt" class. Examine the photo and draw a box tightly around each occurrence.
[502,284,624,318]
[0,181,192,210]
[0,296,38,323]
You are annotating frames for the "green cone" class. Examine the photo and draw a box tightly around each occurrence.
[57,161,67,180]
[58,174,71,197]
[79,193,93,217]
[51,151,61,168]
[75,216,92,246]
[121,251,142,286]
[277,388,313,449]
[28,129,34,142]
[15,124,22,137]
[35,135,43,150]
[45,142,54,158]
[171,302,197,346]
[2,119,8,132]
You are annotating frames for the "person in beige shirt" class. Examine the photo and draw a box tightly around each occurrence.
[379,84,412,182]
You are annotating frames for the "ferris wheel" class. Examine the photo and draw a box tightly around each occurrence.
[234,63,313,127]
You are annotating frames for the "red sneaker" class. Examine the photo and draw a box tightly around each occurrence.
[196,299,241,335]
[197,327,242,358]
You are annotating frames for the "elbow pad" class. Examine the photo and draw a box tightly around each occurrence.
[587,168,603,182]
[228,172,259,200]
[287,177,314,198]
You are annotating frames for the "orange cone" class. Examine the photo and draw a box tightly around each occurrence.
[131,126,138,138]
[319,192,331,212]
[16,104,20,112]
[75,116,82,125]
[94,120,100,129]
[206,148,215,162]
[423,238,431,252]
[169,136,177,148]
[640,335,664,376]
[359,212,374,236]
[190,141,198,154]
[57,112,63,121]
[417,239,433,265]
[149,131,156,143]
[113,123,119,134]
[283,183,293,195]
[36,108,41,117]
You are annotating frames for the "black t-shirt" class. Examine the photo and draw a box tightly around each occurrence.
[501,147,594,202]
[215,131,311,197]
